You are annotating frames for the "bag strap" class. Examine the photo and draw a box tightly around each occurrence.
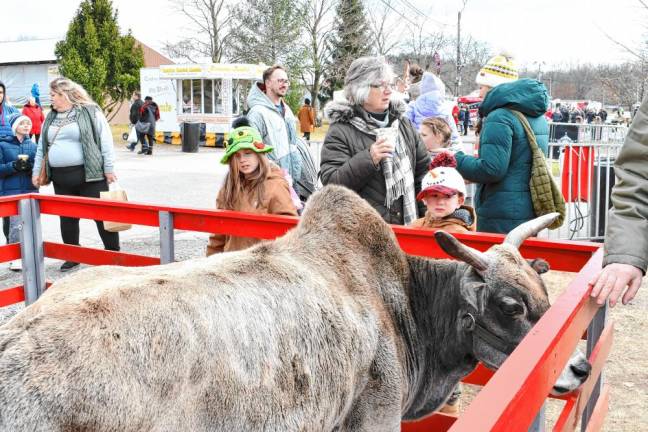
[509,110,541,153]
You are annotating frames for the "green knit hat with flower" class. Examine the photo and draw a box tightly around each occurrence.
[220,118,273,164]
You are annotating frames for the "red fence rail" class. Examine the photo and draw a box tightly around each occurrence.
[0,193,610,431]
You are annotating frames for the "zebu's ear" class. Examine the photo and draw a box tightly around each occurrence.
[527,258,550,274]
[434,231,490,272]
[503,213,560,249]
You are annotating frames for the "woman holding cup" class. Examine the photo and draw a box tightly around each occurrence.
[321,56,429,225]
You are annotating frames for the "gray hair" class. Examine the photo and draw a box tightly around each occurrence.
[49,77,97,107]
[343,56,395,106]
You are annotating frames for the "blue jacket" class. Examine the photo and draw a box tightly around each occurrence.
[455,79,549,234]
[0,81,18,141]
[404,72,462,146]
[0,135,38,196]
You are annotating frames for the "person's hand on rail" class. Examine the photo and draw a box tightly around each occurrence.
[589,263,643,307]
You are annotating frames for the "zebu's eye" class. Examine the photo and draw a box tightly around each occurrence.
[499,297,524,316]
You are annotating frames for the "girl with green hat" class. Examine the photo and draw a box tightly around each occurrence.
[206,118,299,255]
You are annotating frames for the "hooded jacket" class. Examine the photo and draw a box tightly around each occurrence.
[0,81,18,140]
[455,79,549,234]
[0,135,38,196]
[206,165,298,255]
[405,73,462,148]
[603,94,648,273]
[246,83,302,185]
[321,99,430,225]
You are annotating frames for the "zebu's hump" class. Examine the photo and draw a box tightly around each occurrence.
[298,185,400,257]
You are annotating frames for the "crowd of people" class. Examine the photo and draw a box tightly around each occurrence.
[1,55,645,314]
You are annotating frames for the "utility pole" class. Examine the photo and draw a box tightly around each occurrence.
[455,0,467,97]
[455,9,461,96]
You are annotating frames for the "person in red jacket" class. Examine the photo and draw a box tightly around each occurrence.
[21,97,44,143]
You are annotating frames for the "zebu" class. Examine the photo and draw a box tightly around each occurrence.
[0,185,588,431]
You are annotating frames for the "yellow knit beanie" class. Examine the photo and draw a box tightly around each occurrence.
[475,54,518,88]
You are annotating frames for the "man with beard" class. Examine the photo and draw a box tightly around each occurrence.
[246,65,304,197]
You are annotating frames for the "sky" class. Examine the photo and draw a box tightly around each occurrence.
[0,0,645,69]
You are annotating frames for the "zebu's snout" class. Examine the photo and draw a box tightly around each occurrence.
[551,351,591,395]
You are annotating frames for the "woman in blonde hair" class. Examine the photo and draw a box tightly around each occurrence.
[32,77,119,272]
[206,118,298,255]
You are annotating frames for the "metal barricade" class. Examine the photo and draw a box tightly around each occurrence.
[542,122,628,242]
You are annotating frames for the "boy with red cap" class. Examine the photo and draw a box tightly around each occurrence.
[410,152,476,234]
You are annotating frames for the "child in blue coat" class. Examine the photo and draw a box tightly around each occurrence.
[0,114,38,271]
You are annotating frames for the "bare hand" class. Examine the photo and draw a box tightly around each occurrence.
[369,137,394,166]
[32,176,40,188]
[589,263,643,307]
[105,173,117,184]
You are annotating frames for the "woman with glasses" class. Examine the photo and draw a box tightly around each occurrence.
[320,56,429,225]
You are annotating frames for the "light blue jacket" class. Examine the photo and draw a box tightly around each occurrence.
[246,83,302,184]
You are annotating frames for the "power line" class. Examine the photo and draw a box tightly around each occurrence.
[394,0,450,28]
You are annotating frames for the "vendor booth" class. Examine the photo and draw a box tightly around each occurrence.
[139,63,265,147]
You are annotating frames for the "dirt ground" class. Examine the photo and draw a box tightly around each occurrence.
[1,240,646,430]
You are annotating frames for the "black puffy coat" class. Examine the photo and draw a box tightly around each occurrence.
[320,100,429,225]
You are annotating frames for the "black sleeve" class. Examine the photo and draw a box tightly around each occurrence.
[319,125,380,192]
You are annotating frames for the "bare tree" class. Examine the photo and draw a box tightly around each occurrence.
[365,0,406,56]
[299,0,336,111]
[163,0,231,63]
[402,26,447,70]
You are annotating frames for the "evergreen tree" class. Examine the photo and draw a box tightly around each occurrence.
[228,0,305,74]
[55,0,144,118]
[324,0,372,98]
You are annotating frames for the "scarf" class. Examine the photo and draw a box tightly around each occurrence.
[349,110,417,225]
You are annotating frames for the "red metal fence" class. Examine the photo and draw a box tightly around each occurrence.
[0,193,611,431]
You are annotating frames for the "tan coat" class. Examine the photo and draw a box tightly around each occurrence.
[297,105,316,133]
[206,167,298,255]
[410,205,477,234]
[604,95,648,272]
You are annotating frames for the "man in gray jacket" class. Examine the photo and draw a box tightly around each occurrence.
[589,95,648,307]
[247,65,303,195]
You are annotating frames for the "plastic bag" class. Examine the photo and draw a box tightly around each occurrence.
[127,126,138,143]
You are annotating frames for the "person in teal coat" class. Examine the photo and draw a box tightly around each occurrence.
[455,54,549,234]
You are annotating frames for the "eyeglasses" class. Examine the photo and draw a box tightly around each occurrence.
[274,78,290,85]
[370,81,396,91]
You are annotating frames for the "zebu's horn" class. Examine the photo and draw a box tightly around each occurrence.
[503,213,560,249]
[434,231,490,272]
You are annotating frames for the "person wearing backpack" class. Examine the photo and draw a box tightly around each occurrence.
[454,54,551,234]
[136,96,159,155]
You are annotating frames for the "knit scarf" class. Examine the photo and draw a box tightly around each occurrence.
[349,112,417,225]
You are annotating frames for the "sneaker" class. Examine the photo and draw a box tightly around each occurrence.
[60,261,80,272]
[9,260,22,271]
[137,149,149,155]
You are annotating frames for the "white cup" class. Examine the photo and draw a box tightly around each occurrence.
[17,154,28,161]
[375,127,397,157]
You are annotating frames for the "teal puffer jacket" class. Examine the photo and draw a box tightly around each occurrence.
[455,79,549,234]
